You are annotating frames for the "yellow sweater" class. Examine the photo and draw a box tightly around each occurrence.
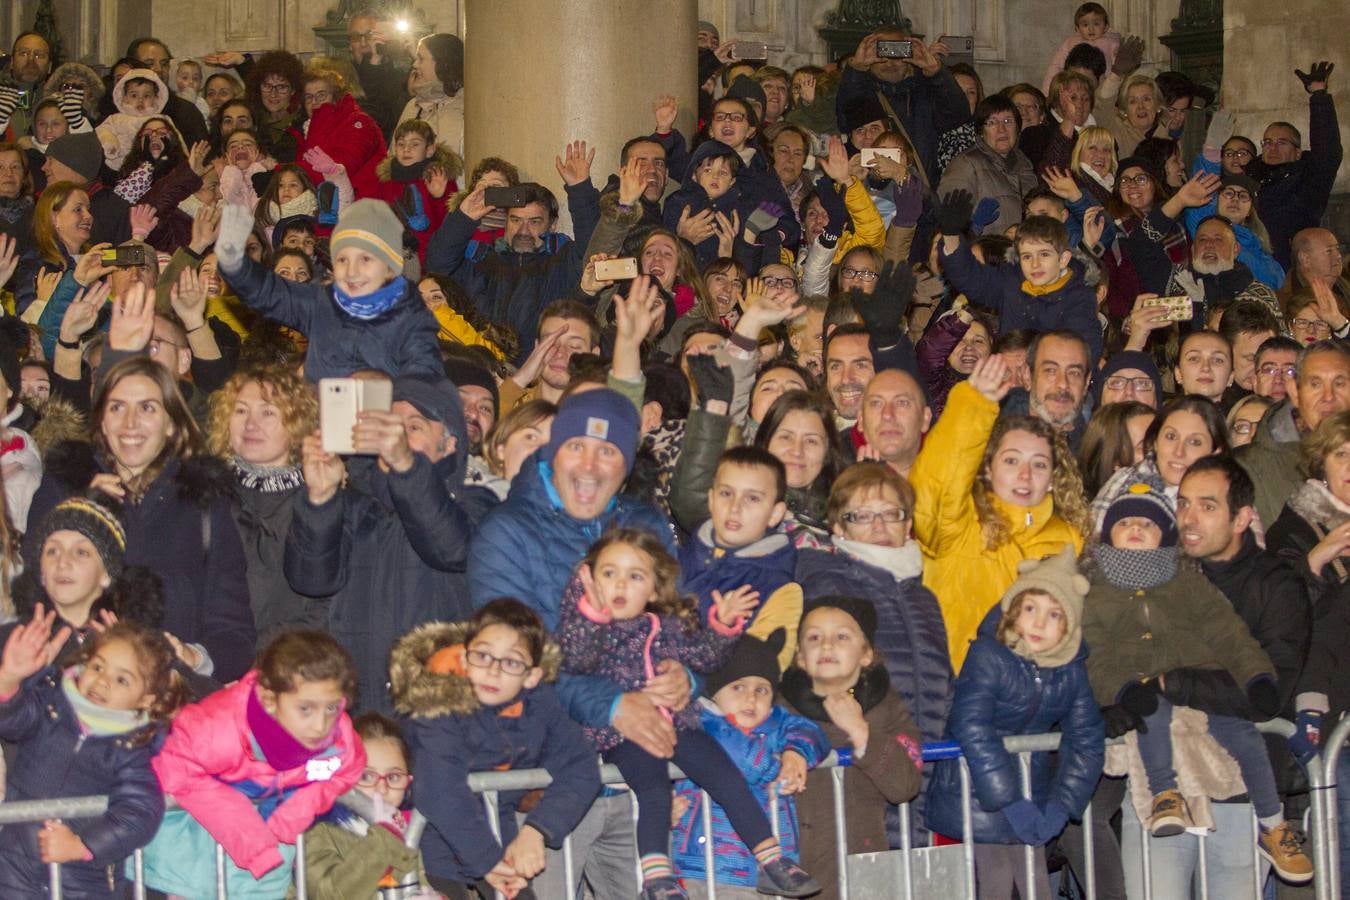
[431,305,505,361]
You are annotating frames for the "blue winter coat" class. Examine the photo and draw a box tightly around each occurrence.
[679,523,796,629]
[661,140,783,273]
[1184,155,1286,290]
[925,608,1104,844]
[467,452,675,727]
[672,703,829,887]
[218,254,444,382]
[0,668,165,899]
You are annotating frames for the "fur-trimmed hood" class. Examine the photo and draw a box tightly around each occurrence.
[29,396,88,457]
[1002,244,1102,289]
[44,62,106,115]
[42,440,236,509]
[376,143,463,182]
[389,620,561,719]
[110,68,169,118]
[1288,478,1350,533]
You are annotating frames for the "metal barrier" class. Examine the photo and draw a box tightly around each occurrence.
[0,718,1335,900]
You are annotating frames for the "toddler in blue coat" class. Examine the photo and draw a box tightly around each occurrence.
[926,546,1105,900]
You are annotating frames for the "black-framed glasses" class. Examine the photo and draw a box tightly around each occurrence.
[1118,173,1151,187]
[465,648,529,676]
[1291,318,1331,334]
[260,81,293,94]
[841,508,907,526]
[1221,148,1253,160]
[762,276,797,289]
[712,112,747,123]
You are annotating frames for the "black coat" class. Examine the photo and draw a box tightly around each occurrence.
[25,443,257,681]
[0,668,164,898]
[1300,579,1350,722]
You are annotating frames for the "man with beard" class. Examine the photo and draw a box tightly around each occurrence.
[600,135,670,228]
[427,141,643,362]
[444,357,499,456]
[859,368,932,477]
[1170,216,1280,322]
[0,32,52,141]
[1001,330,1092,450]
[124,37,208,146]
[346,11,411,138]
[824,324,874,434]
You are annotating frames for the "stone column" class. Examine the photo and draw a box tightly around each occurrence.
[464,0,698,232]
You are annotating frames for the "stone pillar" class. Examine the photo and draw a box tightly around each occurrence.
[464,0,698,233]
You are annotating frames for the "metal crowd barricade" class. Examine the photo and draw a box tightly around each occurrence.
[0,719,1333,899]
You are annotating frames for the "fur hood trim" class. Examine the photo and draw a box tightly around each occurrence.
[44,63,106,112]
[389,620,561,719]
[110,69,169,118]
[445,187,470,214]
[599,190,646,227]
[1003,245,1102,288]
[42,440,236,508]
[29,397,88,457]
[376,143,463,182]
[1288,478,1350,532]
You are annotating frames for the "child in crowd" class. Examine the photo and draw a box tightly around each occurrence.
[299,712,431,899]
[375,119,461,263]
[220,128,272,213]
[926,547,1104,900]
[95,68,169,172]
[663,138,782,271]
[672,630,831,899]
[679,445,804,671]
[938,191,1104,362]
[1081,485,1312,882]
[560,528,820,900]
[140,630,366,897]
[1042,2,1123,93]
[780,597,923,899]
[389,599,600,899]
[255,164,318,240]
[214,196,444,380]
[175,58,210,121]
[0,611,185,898]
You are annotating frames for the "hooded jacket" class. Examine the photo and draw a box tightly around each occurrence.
[388,621,600,882]
[285,424,474,715]
[0,667,164,899]
[1235,398,1303,529]
[296,93,388,200]
[26,443,257,682]
[925,606,1104,844]
[374,142,462,262]
[467,451,676,727]
[95,68,170,172]
[910,381,1086,672]
[42,63,104,131]
[661,139,782,271]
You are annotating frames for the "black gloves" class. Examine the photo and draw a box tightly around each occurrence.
[852,261,916,348]
[1157,668,1250,717]
[1101,704,1146,739]
[1295,61,1334,93]
[1119,681,1160,717]
[686,354,734,409]
[935,189,974,237]
[1247,677,1280,720]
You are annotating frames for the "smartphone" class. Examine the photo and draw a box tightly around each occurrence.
[1140,295,1194,322]
[593,257,638,281]
[483,185,535,209]
[319,378,394,455]
[876,39,913,59]
[939,35,975,54]
[809,133,831,158]
[733,41,768,60]
[101,245,148,267]
[860,148,905,168]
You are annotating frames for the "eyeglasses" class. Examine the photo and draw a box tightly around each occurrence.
[147,337,182,356]
[1291,318,1331,334]
[1221,148,1253,160]
[983,116,1017,129]
[1103,376,1155,393]
[841,267,878,281]
[144,128,172,140]
[841,508,908,526]
[1231,420,1257,436]
[356,769,412,790]
[1118,173,1152,187]
[465,648,530,676]
[762,276,797,289]
[712,112,747,123]
[1218,188,1251,203]
[304,90,333,106]
[260,81,293,94]
[1261,137,1299,150]
[1257,362,1297,379]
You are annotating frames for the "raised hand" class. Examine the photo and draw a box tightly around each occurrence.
[0,233,17,289]
[214,203,254,269]
[850,34,880,71]
[1112,35,1146,78]
[797,73,817,104]
[129,204,159,241]
[740,276,805,331]
[907,36,943,76]
[303,146,341,176]
[36,269,63,305]
[58,280,112,346]
[513,326,565,386]
[460,185,491,222]
[686,353,734,410]
[169,267,208,330]
[301,432,346,505]
[1311,277,1349,331]
[424,163,451,199]
[579,253,612,295]
[554,140,595,187]
[652,94,678,133]
[936,189,974,236]
[1042,166,1083,203]
[108,281,156,352]
[0,605,70,694]
[676,206,716,244]
[617,157,645,206]
[352,409,417,473]
[969,353,1013,403]
[1174,171,1221,208]
[1204,109,1236,151]
[1295,60,1334,93]
[712,209,739,258]
[1082,206,1107,249]
[190,202,222,255]
[711,585,760,626]
[202,50,246,67]
[187,140,211,176]
[819,135,852,183]
[612,274,665,346]
[73,244,116,287]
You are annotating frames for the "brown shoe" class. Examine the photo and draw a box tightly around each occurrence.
[1148,789,1190,837]
[1259,821,1313,883]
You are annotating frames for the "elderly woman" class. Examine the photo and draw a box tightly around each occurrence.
[1268,410,1350,596]
[1019,70,1095,171]
[936,95,1037,236]
[1103,74,1166,158]
[1068,125,1117,205]
[400,33,465,155]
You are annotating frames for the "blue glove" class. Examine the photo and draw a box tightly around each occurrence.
[1001,799,1045,846]
[972,197,1000,232]
[1288,710,1323,764]
[1037,800,1070,844]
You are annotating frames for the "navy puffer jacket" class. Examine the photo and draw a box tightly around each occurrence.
[925,607,1104,844]
[0,668,164,898]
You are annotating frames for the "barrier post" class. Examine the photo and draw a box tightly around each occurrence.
[959,759,976,900]
[482,790,503,900]
[1017,751,1036,899]
[1320,714,1350,900]
[48,862,62,900]
[1082,793,1097,900]
[831,766,849,898]
[294,830,307,900]
[215,842,226,900]
[701,789,717,899]
[134,848,146,900]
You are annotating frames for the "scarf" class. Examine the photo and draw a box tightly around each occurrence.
[114,162,155,205]
[779,662,891,722]
[62,668,149,736]
[267,191,319,224]
[411,80,448,104]
[832,535,924,582]
[1092,543,1179,590]
[246,683,335,771]
[1022,269,1073,296]
[231,457,303,493]
[178,192,204,218]
[333,276,405,320]
[391,158,431,183]
[1083,165,1115,193]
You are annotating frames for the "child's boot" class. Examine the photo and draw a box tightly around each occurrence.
[1258,821,1313,883]
[1148,789,1190,837]
[756,857,821,897]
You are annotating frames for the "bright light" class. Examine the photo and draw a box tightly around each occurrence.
[395,19,409,32]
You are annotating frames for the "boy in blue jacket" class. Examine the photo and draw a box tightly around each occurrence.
[389,600,602,899]
[673,630,829,898]
[662,139,782,272]
[679,445,804,672]
[937,188,1104,363]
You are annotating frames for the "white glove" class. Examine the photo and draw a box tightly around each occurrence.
[214,203,253,272]
[1204,109,1236,151]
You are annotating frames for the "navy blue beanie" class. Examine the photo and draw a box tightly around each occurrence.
[544,388,641,475]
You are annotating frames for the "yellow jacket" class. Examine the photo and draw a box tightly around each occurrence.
[910,381,1084,672]
[831,178,886,263]
[431,305,505,361]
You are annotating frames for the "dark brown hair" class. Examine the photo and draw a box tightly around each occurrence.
[76,621,188,743]
[92,356,204,497]
[352,711,410,765]
[583,528,695,624]
[466,598,549,667]
[256,629,358,704]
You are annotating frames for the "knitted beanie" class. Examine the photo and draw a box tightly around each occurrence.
[443,358,499,417]
[841,93,888,135]
[706,629,786,698]
[999,545,1089,666]
[1101,482,1178,547]
[331,199,405,273]
[726,75,767,118]
[800,595,878,644]
[46,132,104,183]
[1094,350,1162,406]
[30,492,127,578]
[1220,172,1260,198]
[544,388,641,475]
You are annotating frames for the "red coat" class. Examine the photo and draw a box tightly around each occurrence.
[151,670,366,877]
[297,93,387,201]
[374,176,452,263]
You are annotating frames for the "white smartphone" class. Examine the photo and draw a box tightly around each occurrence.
[319,378,393,455]
[860,148,904,168]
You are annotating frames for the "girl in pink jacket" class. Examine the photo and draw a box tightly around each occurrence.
[140,631,366,898]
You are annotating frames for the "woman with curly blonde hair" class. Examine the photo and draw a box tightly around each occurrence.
[208,363,320,647]
[911,353,1088,671]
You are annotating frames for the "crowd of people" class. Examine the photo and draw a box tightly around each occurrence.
[0,5,1344,899]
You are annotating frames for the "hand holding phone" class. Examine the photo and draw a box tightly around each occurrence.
[593,258,638,281]
[1139,295,1193,322]
[320,378,394,454]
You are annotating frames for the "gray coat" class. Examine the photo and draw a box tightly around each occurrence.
[937,138,1038,236]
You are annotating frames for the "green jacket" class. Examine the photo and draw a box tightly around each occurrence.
[1081,560,1274,707]
[1236,400,1303,528]
[289,820,426,900]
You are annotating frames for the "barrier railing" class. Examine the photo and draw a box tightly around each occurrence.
[0,718,1338,900]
